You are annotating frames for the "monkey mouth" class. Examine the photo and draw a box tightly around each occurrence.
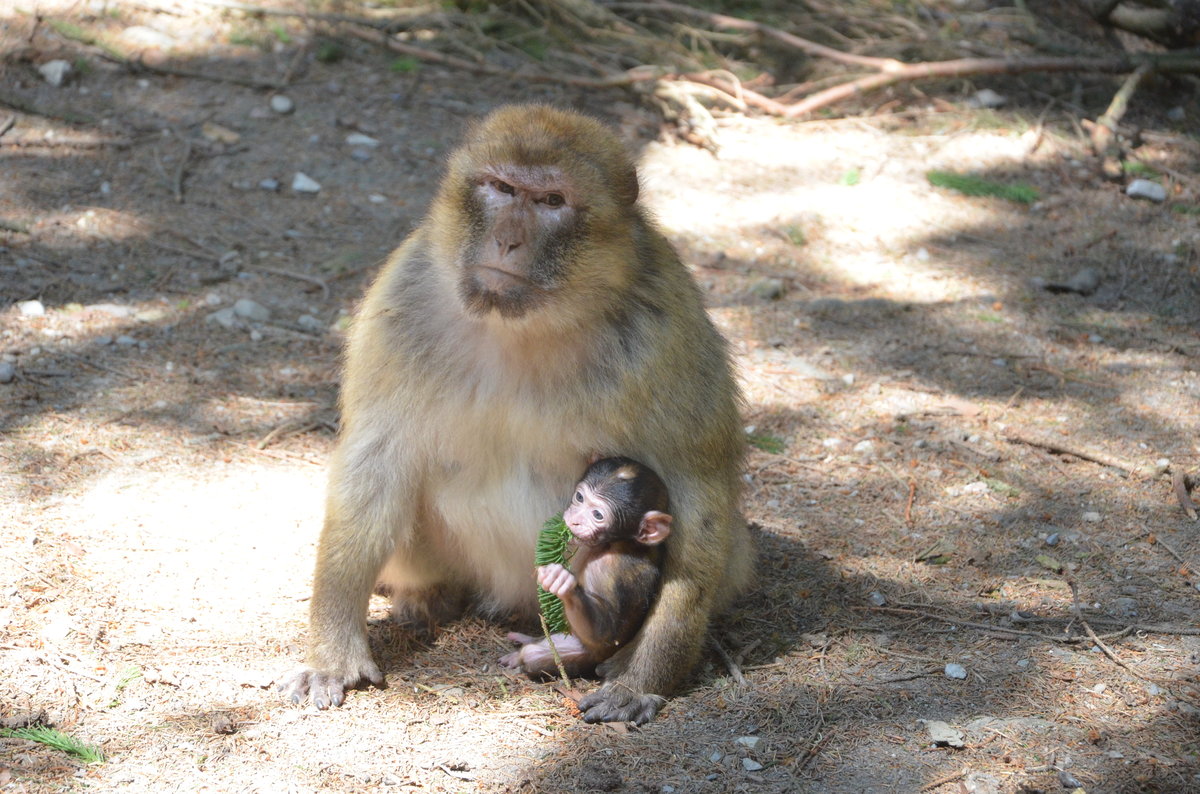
[473,266,531,292]
[461,267,547,319]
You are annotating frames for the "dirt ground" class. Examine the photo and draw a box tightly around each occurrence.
[3,2,1200,792]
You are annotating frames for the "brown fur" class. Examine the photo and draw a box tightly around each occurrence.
[279,104,753,722]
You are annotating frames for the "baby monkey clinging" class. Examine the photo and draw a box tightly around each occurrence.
[502,457,672,679]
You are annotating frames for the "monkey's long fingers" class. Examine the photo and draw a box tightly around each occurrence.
[506,631,536,645]
[579,685,665,725]
[278,662,384,709]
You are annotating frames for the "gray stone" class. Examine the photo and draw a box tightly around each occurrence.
[971,88,1007,108]
[38,60,71,87]
[1167,106,1186,122]
[750,278,784,301]
[345,133,380,148]
[205,307,238,328]
[18,300,45,317]
[0,361,15,384]
[115,335,137,346]
[944,663,968,679]
[350,148,372,162]
[923,719,965,748]
[292,172,321,193]
[734,736,760,749]
[1126,179,1167,202]
[270,95,295,114]
[258,178,280,192]
[233,298,271,323]
[297,314,324,333]
[740,758,763,772]
[1064,267,1101,295]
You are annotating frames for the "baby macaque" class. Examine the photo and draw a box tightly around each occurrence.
[501,457,673,678]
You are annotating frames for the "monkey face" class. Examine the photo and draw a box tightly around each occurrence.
[564,482,619,546]
[457,166,581,319]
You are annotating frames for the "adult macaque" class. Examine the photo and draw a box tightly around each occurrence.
[280,104,751,724]
[501,457,672,678]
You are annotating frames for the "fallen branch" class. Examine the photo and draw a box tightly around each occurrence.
[1001,428,1143,476]
[1092,62,1152,177]
[1172,468,1197,520]
[1067,577,1159,683]
[709,636,748,687]
[778,52,1200,118]
[248,266,331,300]
[344,23,663,88]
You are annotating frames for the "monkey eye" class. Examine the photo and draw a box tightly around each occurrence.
[540,193,565,207]
[592,510,604,521]
[492,180,516,196]
[574,491,583,502]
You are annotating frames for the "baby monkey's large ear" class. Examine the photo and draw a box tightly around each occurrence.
[636,511,672,546]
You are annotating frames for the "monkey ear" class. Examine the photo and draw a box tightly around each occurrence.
[636,511,672,545]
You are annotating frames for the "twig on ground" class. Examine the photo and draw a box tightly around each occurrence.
[0,115,14,138]
[921,767,968,791]
[248,266,331,300]
[1066,577,1159,682]
[1001,428,1142,476]
[257,420,322,450]
[172,137,192,204]
[1172,468,1197,520]
[710,636,748,687]
[1092,62,1152,176]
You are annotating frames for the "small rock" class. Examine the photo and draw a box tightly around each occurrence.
[297,314,324,333]
[38,60,72,87]
[345,132,380,147]
[740,758,763,772]
[923,719,965,748]
[1167,106,1186,122]
[1147,683,1162,696]
[1115,597,1138,618]
[270,95,295,114]
[735,736,760,749]
[1064,267,1101,295]
[708,750,723,763]
[292,172,321,193]
[853,440,875,456]
[750,278,784,301]
[205,308,238,328]
[1126,179,1167,202]
[18,300,45,317]
[115,335,137,346]
[234,298,271,322]
[821,438,844,450]
[944,663,968,680]
[95,335,113,346]
[350,148,372,162]
[258,178,280,192]
[961,771,1002,794]
[0,362,14,384]
[962,481,989,495]
[1082,511,1102,523]
[868,591,887,607]
[201,122,240,145]
[971,88,1007,108]
[368,194,387,203]
[841,373,855,386]
[1045,532,1060,547]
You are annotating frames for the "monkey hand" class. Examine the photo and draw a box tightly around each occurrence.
[278,655,384,710]
[536,563,577,599]
[578,683,665,725]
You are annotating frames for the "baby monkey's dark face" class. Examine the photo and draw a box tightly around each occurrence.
[563,457,672,547]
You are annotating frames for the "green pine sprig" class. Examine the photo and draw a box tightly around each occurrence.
[1,726,105,763]
[535,514,573,634]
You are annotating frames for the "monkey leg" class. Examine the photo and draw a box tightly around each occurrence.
[377,549,468,637]
[499,631,595,678]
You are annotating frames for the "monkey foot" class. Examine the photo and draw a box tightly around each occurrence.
[578,685,665,725]
[278,661,384,710]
